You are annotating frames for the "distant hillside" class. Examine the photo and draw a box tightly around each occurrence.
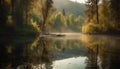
[53,0,86,17]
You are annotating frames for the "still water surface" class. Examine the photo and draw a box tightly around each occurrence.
[0,34,120,69]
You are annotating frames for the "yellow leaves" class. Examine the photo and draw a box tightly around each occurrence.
[55,12,67,27]
[29,0,55,31]
[82,34,120,52]
[4,0,11,5]
[84,0,120,33]
[55,12,63,19]
[54,12,82,31]
[6,15,14,26]
[68,13,74,24]
[82,23,100,33]
[6,45,13,54]
[30,37,40,50]
[30,19,40,32]
[75,16,81,23]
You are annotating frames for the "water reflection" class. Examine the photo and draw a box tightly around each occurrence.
[85,46,99,69]
[0,36,53,69]
[0,34,120,69]
[82,35,120,69]
[52,57,87,69]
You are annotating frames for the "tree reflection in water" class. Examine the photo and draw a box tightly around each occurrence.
[85,45,99,69]
[0,36,53,69]
[1,34,120,69]
[82,35,120,69]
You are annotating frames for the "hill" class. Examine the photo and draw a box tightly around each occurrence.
[53,0,86,17]
[50,0,86,32]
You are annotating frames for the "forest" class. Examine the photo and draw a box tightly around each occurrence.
[82,0,120,34]
[0,0,120,35]
[1,0,120,69]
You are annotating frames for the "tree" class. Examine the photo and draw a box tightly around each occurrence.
[0,0,44,35]
[85,0,99,24]
[62,9,66,16]
[110,0,120,26]
[83,0,120,33]
[96,0,99,24]
[52,12,67,32]
[85,0,95,23]
[11,0,29,27]
[0,0,9,27]
[40,0,54,33]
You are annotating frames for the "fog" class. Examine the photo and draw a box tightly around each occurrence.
[53,0,70,11]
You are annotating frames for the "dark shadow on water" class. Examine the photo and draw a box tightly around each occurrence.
[0,36,53,69]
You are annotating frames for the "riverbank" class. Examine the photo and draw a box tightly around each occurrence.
[0,26,39,36]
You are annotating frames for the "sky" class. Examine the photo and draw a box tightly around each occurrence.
[69,0,87,3]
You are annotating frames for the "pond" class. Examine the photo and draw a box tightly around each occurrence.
[0,33,120,69]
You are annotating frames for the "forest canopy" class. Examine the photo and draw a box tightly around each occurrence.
[82,0,120,34]
[0,0,120,35]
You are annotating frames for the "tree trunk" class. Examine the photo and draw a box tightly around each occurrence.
[96,0,99,24]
